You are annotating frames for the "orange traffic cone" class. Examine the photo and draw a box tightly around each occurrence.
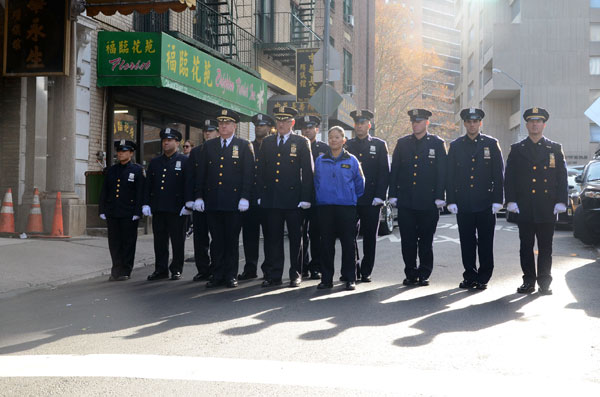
[26,188,44,234]
[49,191,69,238]
[0,188,16,234]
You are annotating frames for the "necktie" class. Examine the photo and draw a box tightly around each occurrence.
[278,136,283,147]
[222,139,227,149]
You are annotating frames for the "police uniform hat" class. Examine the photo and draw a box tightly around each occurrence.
[114,139,137,151]
[202,119,219,131]
[408,109,432,121]
[216,108,241,123]
[251,113,275,127]
[523,107,549,122]
[273,106,298,121]
[460,108,485,121]
[296,115,321,129]
[159,128,182,141]
[350,109,374,123]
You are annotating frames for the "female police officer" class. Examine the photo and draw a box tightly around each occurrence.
[314,126,365,290]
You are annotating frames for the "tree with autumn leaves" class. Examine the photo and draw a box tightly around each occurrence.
[374,0,458,151]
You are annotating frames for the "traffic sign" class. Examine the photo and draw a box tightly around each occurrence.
[309,84,343,116]
[313,46,341,82]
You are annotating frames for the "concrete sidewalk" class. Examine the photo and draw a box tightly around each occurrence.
[0,234,196,299]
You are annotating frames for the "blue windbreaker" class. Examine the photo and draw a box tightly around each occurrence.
[314,149,365,206]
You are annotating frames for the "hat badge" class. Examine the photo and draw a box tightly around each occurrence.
[304,115,310,122]
[120,139,125,145]
[533,107,539,114]
[205,120,210,126]
[469,108,475,114]
[258,114,263,121]
[357,110,362,117]
[279,106,285,112]
[165,128,171,134]
[221,109,227,115]
[412,110,418,116]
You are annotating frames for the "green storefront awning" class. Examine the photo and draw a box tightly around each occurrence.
[97,31,267,117]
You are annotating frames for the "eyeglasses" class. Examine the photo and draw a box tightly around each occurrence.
[183,145,191,148]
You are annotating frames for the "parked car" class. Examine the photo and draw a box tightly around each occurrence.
[573,159,600,244]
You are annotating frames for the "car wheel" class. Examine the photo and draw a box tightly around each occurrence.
[573,206,595,244]
[378,203,394,236]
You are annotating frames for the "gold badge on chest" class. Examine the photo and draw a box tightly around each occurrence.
[290,143,297,157]
[232,145,239,159]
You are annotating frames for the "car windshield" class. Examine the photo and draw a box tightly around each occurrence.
[586,163,600,182]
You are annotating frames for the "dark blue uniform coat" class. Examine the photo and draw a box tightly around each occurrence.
[144,152,188,213]
[99,161,145,218]
[345,135,389,205]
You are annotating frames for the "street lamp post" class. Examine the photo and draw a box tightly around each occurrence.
[492,67,524,140]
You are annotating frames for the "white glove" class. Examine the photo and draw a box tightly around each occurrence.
[185,201,194,209]
[238,198,250,212]
[257,198,261,206]
[372,197,385,206]
[99,214,106,220]
[298,201,311,210]
[492,203,503,214]
[142,205,152,217]
[447,204,458,214]
[193,199,205,212]
[435,199,446,209]
[180,206,192,216]
[389,198,398,207]
[132,215,140,221]
[554,203,567,215]
[507,202,519,214]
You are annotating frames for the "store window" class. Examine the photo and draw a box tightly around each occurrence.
[112,104,138,163]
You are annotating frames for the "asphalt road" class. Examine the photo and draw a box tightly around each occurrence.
[1,216,599,396]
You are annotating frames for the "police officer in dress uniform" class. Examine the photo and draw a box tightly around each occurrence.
[143,128,191,281]
[238,113,276,280]
[389,109,447,286]
[505,107,568,295]
[446,108,504,290]
[345,109,389,282]
[297,114,328,280]
[99,140,145,281]
[184,119,219,281]
[256,106,314,287]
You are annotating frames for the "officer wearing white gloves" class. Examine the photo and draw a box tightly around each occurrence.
[99,140,145,281]
[143,128,188,281]
[389,109,447,287]
[255,106,314,288]
[195,109,254,288]
[344,109,390,282]
[505,107,568,295]
[446,108,505,290]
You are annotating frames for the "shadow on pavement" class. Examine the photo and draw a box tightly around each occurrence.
[565,259,600,318]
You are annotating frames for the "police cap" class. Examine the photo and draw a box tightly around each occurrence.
[216,108,240,123]
[159,128,182,141]
[273,106,298,121]
[408,109,432,122]
[460,108,485,121]
[114,139,137,151]
[202,119,219,131]
[252,113,275,127]
[523,107,549,122]
[296,115,321,129]
[350,109,374,123]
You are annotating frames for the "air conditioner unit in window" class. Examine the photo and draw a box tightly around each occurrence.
[346,15,354,27]
[346,85,356,95]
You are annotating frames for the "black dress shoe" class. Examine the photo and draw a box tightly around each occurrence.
[170,272,182,280]
[474,282,487,290]
[147,272,169,281]
[261,279,282,288]
[517,282,535,294]
[459,280,475,289]
[310,272,322,280]
[317,282,333,289]
[418,278,430,286]
[226,279,238,288]
[193,273,210,282]
[345,281,356,291]
[289,278,301,287]
[361,275,372,283]
[206,279,223,288]
[301,271,309,278]
[538,286,553,295]
[402,278,419,286]
[237,272,258,281]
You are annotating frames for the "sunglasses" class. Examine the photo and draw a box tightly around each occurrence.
[183,145,191,148]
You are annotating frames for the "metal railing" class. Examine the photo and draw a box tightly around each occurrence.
[256,12,321,48]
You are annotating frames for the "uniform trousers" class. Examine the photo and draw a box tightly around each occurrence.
[517,221,554,288]
[241,206,268,276]
[193,210,211,275]
[106,217,139,278]
[264,208,303,281]
[318,205,357,284]
[152,211,186,275]
[207,211,242,282]
[302,207,322,276]
[355,205,382,277]
[397,207,440,280]
[456,208,496,284]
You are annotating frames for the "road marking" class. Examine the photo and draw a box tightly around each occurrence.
[0,355,597,394]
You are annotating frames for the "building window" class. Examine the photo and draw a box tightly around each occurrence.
[591,124,600,142]
[343,49,353,93]
[331,0,335,11]
[343,0,353,21]
[468,82,474,101]
[591,57,600,75]
[257,0,274,42]
[330,36,335,47]
[592,0,600,8]
[133,10,169,32]
[591,23,600,41]
[468,54,474,74]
